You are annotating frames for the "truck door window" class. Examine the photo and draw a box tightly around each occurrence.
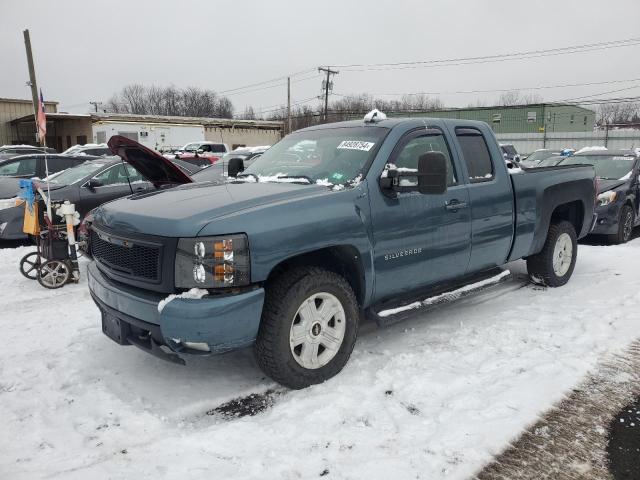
[455,128,494,182]
[392,134,457,187]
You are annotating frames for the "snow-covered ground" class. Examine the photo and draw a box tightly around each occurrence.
[1,239,639,479]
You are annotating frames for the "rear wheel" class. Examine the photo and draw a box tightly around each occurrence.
[254,266,359,389]
[527,220,577,287]
[608,205,634,244]
[37,260,71,289]
[19,251,41,280]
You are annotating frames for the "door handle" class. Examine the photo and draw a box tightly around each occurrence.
[444,199,468,211]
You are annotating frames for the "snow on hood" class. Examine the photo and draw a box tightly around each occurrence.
[575,146,607,154]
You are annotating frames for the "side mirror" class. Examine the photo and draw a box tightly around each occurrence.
[86,178,103,190]
[227,157,245,177]
[417,152,448,195]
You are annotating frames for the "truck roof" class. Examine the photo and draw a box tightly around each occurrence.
[296,117,492,133]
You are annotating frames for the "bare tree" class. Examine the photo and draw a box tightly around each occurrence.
[105,84,234,118]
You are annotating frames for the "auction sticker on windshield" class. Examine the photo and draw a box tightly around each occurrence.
[337,140,375,151]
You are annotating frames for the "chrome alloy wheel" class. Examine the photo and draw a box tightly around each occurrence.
[289,292,346,369]
[552,232,573,277]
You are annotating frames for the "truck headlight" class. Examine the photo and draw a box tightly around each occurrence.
[597,191,617,207]
[175,234,250,288]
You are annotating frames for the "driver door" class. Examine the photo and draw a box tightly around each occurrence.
[369,129,472,302]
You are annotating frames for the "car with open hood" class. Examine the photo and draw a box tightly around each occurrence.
[86,116,596,389]
[556,149,640,243]
[0,139,191,241]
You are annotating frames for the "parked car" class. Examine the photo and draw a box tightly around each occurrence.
[0,149,192,241]
[171,158,207,176]
[63,143,111,157]
[520,149,561,167]
[172,141,230,167]
[500,143,521,165]
[87,119,595,389]
[556,150,640,243]
[0,153,97,180]
[533,156,566,168]
[0,145,56,161]
[189,146,267,183]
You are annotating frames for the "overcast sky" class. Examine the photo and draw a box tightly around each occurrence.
[1,0,639,116]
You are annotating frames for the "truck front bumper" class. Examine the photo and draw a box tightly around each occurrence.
[87,262,265,362]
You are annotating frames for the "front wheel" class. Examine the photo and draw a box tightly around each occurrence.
[526,220,577,287]
[608,205,634,244]
[254,266,359,389]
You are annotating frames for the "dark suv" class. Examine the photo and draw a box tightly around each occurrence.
[558,150,640,243]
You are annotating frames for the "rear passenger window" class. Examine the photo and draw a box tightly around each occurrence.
[455,128,494,182]
[392,132,457,187]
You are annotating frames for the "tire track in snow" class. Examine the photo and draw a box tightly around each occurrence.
[475,339,640,480]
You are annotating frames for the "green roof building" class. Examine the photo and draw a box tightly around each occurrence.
[391,103,596,134]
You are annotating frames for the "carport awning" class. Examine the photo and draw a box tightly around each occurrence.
[10,113,91,124]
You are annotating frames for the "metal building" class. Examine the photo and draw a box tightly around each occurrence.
[394,103,596,134]
[7,110,283,152]
[0,97,58,146]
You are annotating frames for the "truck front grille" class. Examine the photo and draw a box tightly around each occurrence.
[91,230,161,282]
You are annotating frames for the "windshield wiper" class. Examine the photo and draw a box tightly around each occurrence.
[273,175,313,184]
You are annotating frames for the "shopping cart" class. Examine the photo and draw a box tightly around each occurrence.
[18,181,81,289]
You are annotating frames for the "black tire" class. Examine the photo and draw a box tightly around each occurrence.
[19,251,41,280]
[526,220,577,287]
[254,266,359,389]
[608,204,634,245]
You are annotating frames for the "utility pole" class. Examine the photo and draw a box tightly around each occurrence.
[89,101,103,113]
[23,29,41,145]
[318,66,339,122]
[286,77,291,134]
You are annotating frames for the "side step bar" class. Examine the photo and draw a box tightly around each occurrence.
[366,268,521,326]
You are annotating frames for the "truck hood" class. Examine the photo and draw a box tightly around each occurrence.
[93,181,333,237]
[597,178,627,194]
[107,135,193,187]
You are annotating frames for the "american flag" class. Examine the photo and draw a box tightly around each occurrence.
[36,89,46,144]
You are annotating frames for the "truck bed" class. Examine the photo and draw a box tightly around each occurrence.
[508,164,595,262]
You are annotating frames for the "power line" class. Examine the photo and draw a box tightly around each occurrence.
[333,77,640,98]
[554,85,640,102]
[216,67,316,95]
[333,37,640,71]
[222,73,322,97]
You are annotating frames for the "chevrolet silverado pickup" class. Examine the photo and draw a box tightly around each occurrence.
[87,116,596,389]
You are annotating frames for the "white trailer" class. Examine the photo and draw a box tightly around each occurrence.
[91,121,205,152]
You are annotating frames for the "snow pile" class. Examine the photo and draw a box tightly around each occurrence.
[2,242,640,479]
[157,288,209,313]
[364,109,387,122]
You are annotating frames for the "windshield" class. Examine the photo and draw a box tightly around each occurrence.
[240,126,389,185]
[183,143,202,152]
[526,150,558,162]
[46,162,107,184]
[560,154,636,179]
[501,145,517,155]
[536,156,564,167]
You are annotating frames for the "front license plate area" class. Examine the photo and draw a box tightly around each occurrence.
[101,311,131,345]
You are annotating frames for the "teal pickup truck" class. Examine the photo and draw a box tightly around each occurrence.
[88,115,596,389]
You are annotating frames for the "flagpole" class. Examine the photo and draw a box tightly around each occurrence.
[43,136,52,221]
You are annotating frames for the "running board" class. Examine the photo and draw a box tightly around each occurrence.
[366,268,521,326]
